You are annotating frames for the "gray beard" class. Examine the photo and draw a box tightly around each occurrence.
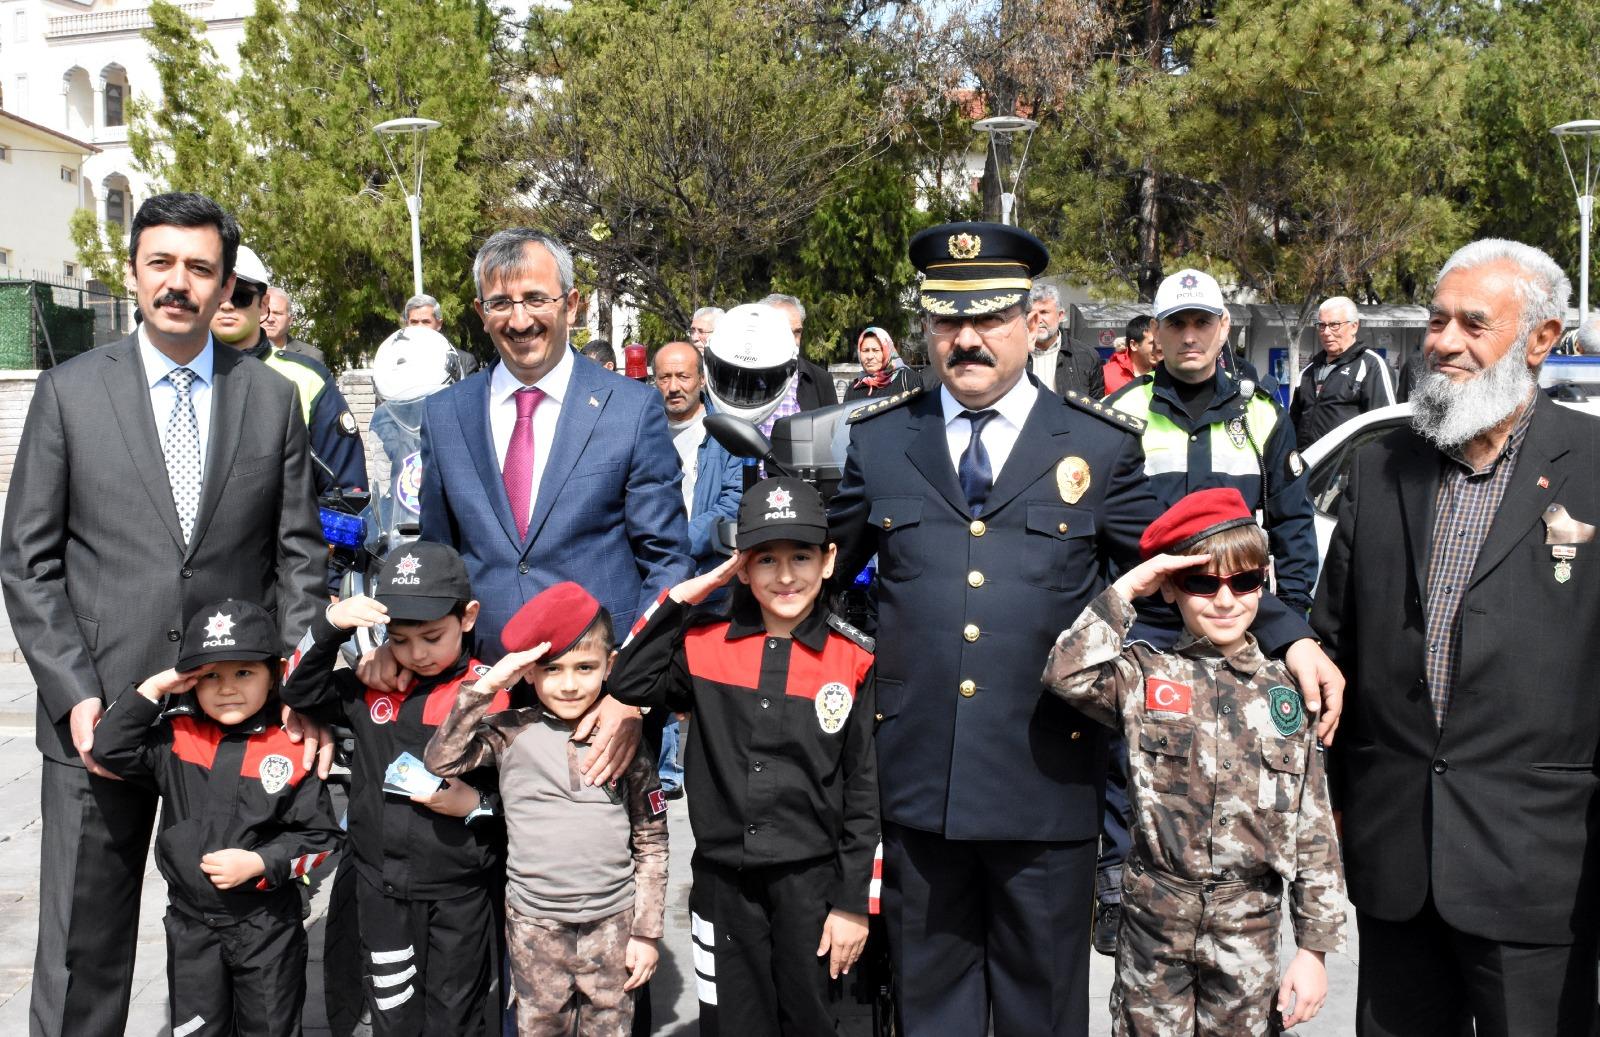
[1410,341,1534,451]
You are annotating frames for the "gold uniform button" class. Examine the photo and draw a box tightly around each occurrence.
[959,680,976,698]
[963,624,980,642]
[875,712,884,722]
[1070,731,1082,740]
[970,520,987,536]
[1058,522,1069,534]
[882,517,893,529]
[968,570,984,588]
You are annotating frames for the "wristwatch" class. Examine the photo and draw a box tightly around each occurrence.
[464,790,500,825]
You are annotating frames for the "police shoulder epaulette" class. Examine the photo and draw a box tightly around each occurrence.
[826,613,876,652]
[846,383,925,424]
[1063,389,1146,434]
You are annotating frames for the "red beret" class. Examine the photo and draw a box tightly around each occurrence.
[1139,488,1256,560]
[502,582,603,658]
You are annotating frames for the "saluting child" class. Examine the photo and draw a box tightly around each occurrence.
[92,599,341,1037]
[607,476,880,1037]
[1043,487,1346,1036]
[424,581,668,1037]
[279,541,506,1037]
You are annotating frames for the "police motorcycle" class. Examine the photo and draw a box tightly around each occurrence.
[319,325,464,1037]
[701,314,894,1037]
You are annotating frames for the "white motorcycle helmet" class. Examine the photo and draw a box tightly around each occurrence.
[703,303,798,426]
[371,326,463,402]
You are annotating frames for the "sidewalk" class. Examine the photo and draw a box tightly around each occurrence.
[0,661,1356,1034]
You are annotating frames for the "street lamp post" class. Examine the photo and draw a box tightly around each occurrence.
[373,117,442,297]
[973,115,1040,226]
[1553,119,1600,322]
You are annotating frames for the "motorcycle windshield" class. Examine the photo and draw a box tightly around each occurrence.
[706,353,797,409]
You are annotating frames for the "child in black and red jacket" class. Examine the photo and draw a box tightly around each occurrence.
[608,476,881,1037]
[93,598,341,1037]
[279,541,506,1037]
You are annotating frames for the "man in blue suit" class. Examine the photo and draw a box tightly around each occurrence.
[363,228,692,786]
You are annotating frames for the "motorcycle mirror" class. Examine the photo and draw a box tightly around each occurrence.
[704,413,793,476]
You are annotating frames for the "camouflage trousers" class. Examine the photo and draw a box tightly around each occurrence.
[505,901,635,1037]
[1111,856,1285,1036]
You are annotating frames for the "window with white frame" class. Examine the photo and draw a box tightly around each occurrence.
[13,11,26,43]
[0,248,12,267]
[64,262,77,279]
[107,187,126,227]
[60,166,76,184]
[105,84,124,127]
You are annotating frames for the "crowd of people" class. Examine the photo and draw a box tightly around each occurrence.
[1,188,1597,1037]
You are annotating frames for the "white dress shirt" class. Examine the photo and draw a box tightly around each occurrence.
[490,346,575,510]
[940,375,1041,480]
[139,326,216,478]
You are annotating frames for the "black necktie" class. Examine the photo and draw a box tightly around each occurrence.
[958,409,998,517]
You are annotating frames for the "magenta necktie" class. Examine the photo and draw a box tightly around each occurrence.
[503,386,543,539]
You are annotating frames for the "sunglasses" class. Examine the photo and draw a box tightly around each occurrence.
[229,284,262,308]
[1173,568,1267,597]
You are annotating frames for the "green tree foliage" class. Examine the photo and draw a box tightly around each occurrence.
[510,0,929,362]
[1460,0,1600,280]
[120,0,512,366]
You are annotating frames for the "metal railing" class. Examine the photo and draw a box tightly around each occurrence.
[45,3,216,39]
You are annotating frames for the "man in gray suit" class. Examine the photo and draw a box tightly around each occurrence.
[1,192,327,1037]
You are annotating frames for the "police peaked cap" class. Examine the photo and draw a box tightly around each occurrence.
[909,222,1050,317]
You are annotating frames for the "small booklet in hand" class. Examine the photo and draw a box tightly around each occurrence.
[383,751,444,797]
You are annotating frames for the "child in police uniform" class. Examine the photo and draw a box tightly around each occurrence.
[424,581,668,1037]
[92,600,342,1037]
[1042,487,1346,1036]
[607,476,880,1037]
[279,541,506,1036]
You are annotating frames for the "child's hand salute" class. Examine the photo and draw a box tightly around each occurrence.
[1111,552,1212,602]
[669,551,742,605]
[474,643,552,695]
[136,667,200,703]
[326,595,389,631]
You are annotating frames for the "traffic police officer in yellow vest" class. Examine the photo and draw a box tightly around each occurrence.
[212,246,369,496]
[1105,267,1318,634]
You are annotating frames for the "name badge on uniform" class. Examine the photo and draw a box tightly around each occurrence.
[1145,678,1192,715]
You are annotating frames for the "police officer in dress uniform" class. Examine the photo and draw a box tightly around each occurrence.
[828,225,1341,1036]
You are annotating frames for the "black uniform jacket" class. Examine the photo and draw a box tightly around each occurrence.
[93,692,342,921]
[828,379,1316,843]
[1313,393,1600,944]
[1289,342,1396,448]
[610,593,880,915]
[280,611,508,900]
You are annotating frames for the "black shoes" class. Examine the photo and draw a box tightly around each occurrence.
[1092,900,1120,957]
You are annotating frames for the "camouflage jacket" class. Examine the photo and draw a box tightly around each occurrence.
[423,683,668,938]
[1044,587,1346,953]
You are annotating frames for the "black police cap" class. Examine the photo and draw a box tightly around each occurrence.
[737,477,828,550]
[375,541,473,622]
[909,221,1050,317]
[178,599,280,672]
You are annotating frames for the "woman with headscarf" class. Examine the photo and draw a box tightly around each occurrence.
[844,326,916,400]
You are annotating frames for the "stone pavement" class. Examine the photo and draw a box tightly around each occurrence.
[0,660,1356,1034]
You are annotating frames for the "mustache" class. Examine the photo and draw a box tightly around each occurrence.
[947,347,997,369]
[151,291,199,313]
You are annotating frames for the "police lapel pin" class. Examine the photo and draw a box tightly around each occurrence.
[588,396,600,408]
[1056,456,1091,505]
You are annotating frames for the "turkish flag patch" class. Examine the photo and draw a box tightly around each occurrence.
[1145,678,1192,715]
[648,788,668,817]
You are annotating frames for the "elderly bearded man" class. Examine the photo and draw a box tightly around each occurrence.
[1315,239,1600,1037]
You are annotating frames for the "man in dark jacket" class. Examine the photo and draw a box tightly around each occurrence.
[1315,239,1600,1036]
[1027,283,1105,398]
[1289,296,1396,447]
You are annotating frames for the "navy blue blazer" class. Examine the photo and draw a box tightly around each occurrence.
[419,353,693,658]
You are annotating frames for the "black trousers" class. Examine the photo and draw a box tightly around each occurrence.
[356,875,497,1037]
[1356,898,1600,1037]
[31,758,159,1037]
[882,822,1095,1037]
[689,854,840,1037]
[164,896,307,1037]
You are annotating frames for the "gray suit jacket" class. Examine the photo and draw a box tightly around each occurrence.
[1,333,325,764]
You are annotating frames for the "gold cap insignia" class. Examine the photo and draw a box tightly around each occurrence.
[949,233,983,260]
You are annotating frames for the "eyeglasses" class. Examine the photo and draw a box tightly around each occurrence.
[1173,569,1267,597]
[929,306,1023,338]
[1314,320,1354,332]
[228,284,262,308]
[482,295,564,317]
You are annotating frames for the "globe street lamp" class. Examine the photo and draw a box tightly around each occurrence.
[373,116,442,297]
[974,115,1040,227]
[1553,119,1600,321]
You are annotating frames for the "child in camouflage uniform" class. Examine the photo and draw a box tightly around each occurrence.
[424,582,668,1037]
[1043,487,1346,1036]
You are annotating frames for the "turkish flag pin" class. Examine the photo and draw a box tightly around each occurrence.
[1538,476,1550,489]
[1145,678,1193,715]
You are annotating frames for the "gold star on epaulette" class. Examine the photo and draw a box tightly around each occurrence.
[1063,390,1146,435]
[847,383,925,424]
